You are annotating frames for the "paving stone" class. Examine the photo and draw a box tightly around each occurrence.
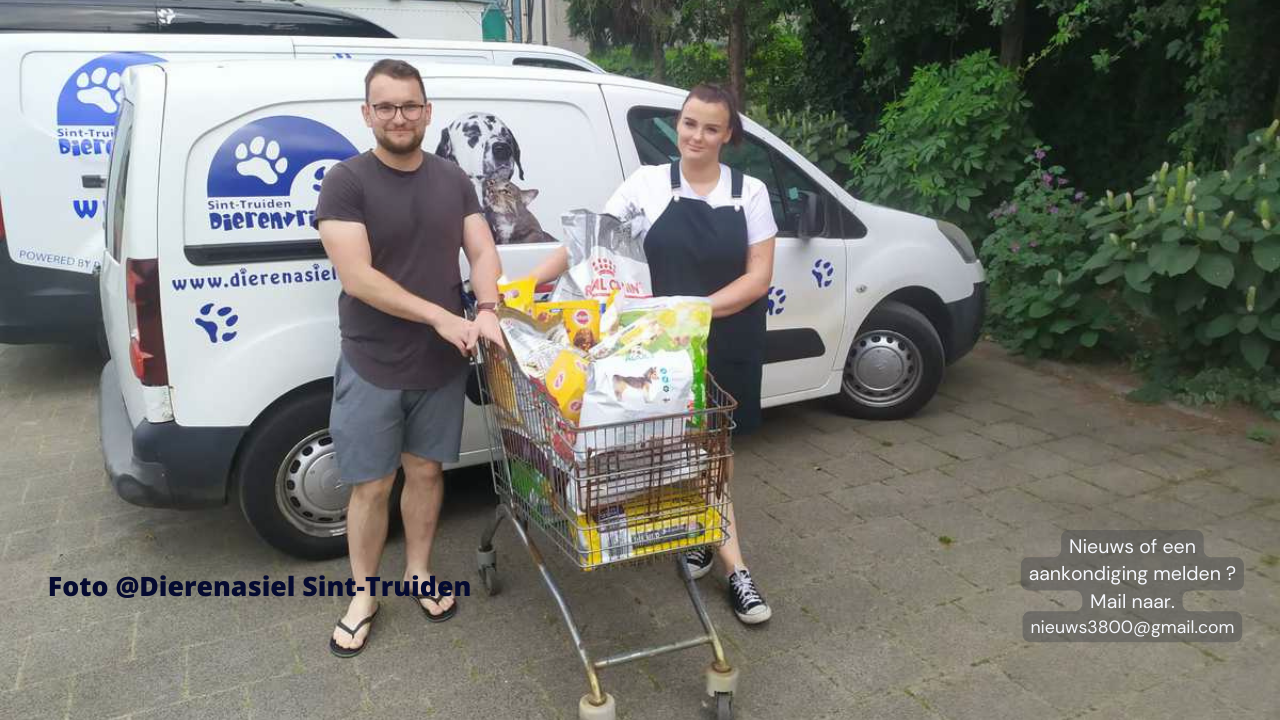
[966,488,1071,528]
[0,678,73,720]
[836,690,941,719]
[912,663,1063,720]
[904,501,1012,544]
[802,624,933,698]
[1072,462,1165,497]
[922,432,1006,462]
[23,616,135,683]
[997,446,1083,479]
[905,409,977,437]
[1119,450,1215,482]
[897,603,1021,674]
[1040,435,1129,465]
[861,558,979,614]
[840,516,947,562]
[2,520,97,561]
[1164,480,1263,518]
[1109,493,1221,529]
[932,538,1025,590]
[760,465,847,500]
[1023,474,1117,508]
[1017,409,1109,439]
[974,422,1053,449]
[1115,679,1253,719]
[1204,511,1280,556]
[816,453,902,487]
[1089,423,1186,454]
[954,583,1066,631]
[68,648,185,720]
[801,427,884,458]
[764,496,860,538]
[245,666,366,720]
[997,643,1140,714]
[884,470,980,508]
[857,421,937,446]
[186,624,296,697]
[950,400,1029,425]
[1211,464,1280,501]
[939,457,1036,492]
[872,442,957,473]
[0,499,62,537]
[827,482,927,519]
[131,688,250,720]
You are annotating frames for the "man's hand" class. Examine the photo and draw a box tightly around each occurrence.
[434,313,479,356]
[475,311,504,349]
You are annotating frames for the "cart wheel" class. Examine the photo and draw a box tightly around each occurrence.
[479,564,500,596]
[578,692,616,720]
[715,692,733,720]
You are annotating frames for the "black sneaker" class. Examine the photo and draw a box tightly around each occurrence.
[727,568,772,624]
[683,547,714,580]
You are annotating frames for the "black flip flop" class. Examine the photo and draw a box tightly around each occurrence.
[328,606,378,658]
[412,592,458,623]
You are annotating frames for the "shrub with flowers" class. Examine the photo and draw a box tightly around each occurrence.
[979,147,1123,358]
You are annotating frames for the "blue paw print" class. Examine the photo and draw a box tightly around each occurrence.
[195,303,239,344]
[312,165,327,192]
[766,286,787,316]
[333,52,353,59]
[812,259,834,288]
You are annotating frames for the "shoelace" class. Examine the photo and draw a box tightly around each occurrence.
[687,548,712,566]
[730,571,763,608]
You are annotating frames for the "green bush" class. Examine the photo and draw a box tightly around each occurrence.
[754,105,859,187]
[852,51,1036,234]
[665,43,728,92]
[980,147,1123,359]
[1081,120,1280,372]
[589,45,652,79]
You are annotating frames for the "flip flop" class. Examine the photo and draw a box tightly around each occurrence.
[328,605,379,658]
[411,592,458,623]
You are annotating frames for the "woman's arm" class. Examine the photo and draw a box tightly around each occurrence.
[528,245,569,285]
[708,237,775,318]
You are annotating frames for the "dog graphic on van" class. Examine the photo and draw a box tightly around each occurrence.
[612,368,659,403]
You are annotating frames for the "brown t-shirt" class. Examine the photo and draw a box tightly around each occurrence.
[314,150,481,390]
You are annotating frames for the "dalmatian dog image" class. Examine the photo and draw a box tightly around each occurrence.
[435,112,525,192]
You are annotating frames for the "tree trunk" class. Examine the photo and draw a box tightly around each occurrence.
[651,29,665,83]
[1000,0,1027,69]
[728,0,747,102]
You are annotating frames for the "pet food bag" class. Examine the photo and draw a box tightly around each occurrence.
[552,209,652,302]
[498,275,536,314]
[577,345,696,448]
[545,348,589,425]
[575,488,724,568]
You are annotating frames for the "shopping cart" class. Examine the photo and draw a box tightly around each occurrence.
[472,336,741,720]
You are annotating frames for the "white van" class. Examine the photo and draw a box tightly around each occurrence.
[98,59,985,559]
[0,33,600,344]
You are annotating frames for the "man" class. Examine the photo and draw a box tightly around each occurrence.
[315,59,503,657]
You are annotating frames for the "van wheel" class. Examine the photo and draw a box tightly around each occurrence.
[836,301,944,420]
[236,390,351,560]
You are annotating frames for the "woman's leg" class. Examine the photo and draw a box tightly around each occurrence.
[714,457,745,569]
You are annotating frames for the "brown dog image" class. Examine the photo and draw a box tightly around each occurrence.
[572,327,596,351]
[612,368,659,402]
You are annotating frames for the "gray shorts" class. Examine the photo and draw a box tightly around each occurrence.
[330,354,468,484]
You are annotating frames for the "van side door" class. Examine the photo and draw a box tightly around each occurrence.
[599,86,848,404]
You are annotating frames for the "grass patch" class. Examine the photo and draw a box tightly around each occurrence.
[1246,426,1276,445]
[938,535,955,546]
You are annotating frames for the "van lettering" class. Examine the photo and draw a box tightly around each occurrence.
[57,138,113,156]
[72,200,100,219]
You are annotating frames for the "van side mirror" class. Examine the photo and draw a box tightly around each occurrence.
[795,191,823,240]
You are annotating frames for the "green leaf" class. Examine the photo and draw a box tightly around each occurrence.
[1238,315,1259,334]
[1176,279,1207,313]
[1259,317,1280,341]
[1218,234,1241,253]
[1028,301,1054,319]
[1169,244,1201,276]
[1198,226,1223,242]
[1203,313,1237,339]
[1195,253,1235,288]
[1125,261,1153,291]
[957,196,971,212]
[1254,237,1280,272]
[1240,334,1272,371]
[1095,263,1125,284]
[1162,226,1187,244]
[1082,245,1118,272]
[1049,318,1076,334]
[1079,330,1099,348]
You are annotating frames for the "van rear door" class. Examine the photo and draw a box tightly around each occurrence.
[0,33,292,286]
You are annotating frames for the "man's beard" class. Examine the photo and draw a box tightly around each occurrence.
[376,126,425,155]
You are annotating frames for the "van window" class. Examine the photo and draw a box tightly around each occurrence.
[512,57,591,72]
[106,97,135,261]
[626,107,830,236]
[0,1,157,33]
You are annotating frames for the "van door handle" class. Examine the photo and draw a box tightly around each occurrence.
[82,175,107,189]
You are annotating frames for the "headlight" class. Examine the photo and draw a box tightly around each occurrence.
[936,220,977,263]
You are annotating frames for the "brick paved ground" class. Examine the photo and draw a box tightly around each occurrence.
[1,342,1276,719]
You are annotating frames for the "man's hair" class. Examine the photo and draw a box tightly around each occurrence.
[681,83,744,147]
[364,59,426,103]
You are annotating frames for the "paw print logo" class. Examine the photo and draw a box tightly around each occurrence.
[592,257,617,277]
[234,136,288,185]
[311,165,328,192]
[812,259,835,288]
[195,303,239,344]
[766,286,787,316]
[75,67,123,114]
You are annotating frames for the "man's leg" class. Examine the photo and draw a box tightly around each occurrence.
[400,453,452,614]
[332,473,396,650]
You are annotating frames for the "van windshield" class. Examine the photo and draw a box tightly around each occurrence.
[106,98,135,262]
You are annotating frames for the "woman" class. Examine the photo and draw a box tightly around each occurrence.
[531,83,776,624]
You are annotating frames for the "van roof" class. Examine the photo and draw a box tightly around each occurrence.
[150,56,687,99]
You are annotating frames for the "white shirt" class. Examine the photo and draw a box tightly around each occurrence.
[603,163,778,245]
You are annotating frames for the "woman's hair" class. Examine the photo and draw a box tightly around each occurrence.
[680,83,744,147]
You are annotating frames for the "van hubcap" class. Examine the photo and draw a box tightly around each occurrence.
[276,430,348,538]
[842,330,922,408]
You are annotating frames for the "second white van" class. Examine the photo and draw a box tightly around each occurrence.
[99,59,985,559]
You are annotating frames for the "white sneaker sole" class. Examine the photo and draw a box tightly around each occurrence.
[686,561,714,581]
[735,605,772,624]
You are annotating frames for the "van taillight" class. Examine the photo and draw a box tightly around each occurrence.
[126,258,168,386]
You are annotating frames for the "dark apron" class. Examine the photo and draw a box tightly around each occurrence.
[644,161,766,435]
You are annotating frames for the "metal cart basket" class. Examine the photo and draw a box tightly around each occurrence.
[473,336,741,720]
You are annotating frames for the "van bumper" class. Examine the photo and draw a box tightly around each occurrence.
[0,250,100,344]
[944,281,986,363]
[98,361,245,509]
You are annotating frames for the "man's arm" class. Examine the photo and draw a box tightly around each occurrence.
[319,219,476,354]
[461,213,504,345]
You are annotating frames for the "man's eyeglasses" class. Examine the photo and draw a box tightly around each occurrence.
[370,103,426,121]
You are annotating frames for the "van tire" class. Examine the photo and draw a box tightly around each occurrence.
[236,390,353,560]
[835,301,944,420]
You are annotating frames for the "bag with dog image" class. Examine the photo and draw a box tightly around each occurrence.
[552,209,652,302]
